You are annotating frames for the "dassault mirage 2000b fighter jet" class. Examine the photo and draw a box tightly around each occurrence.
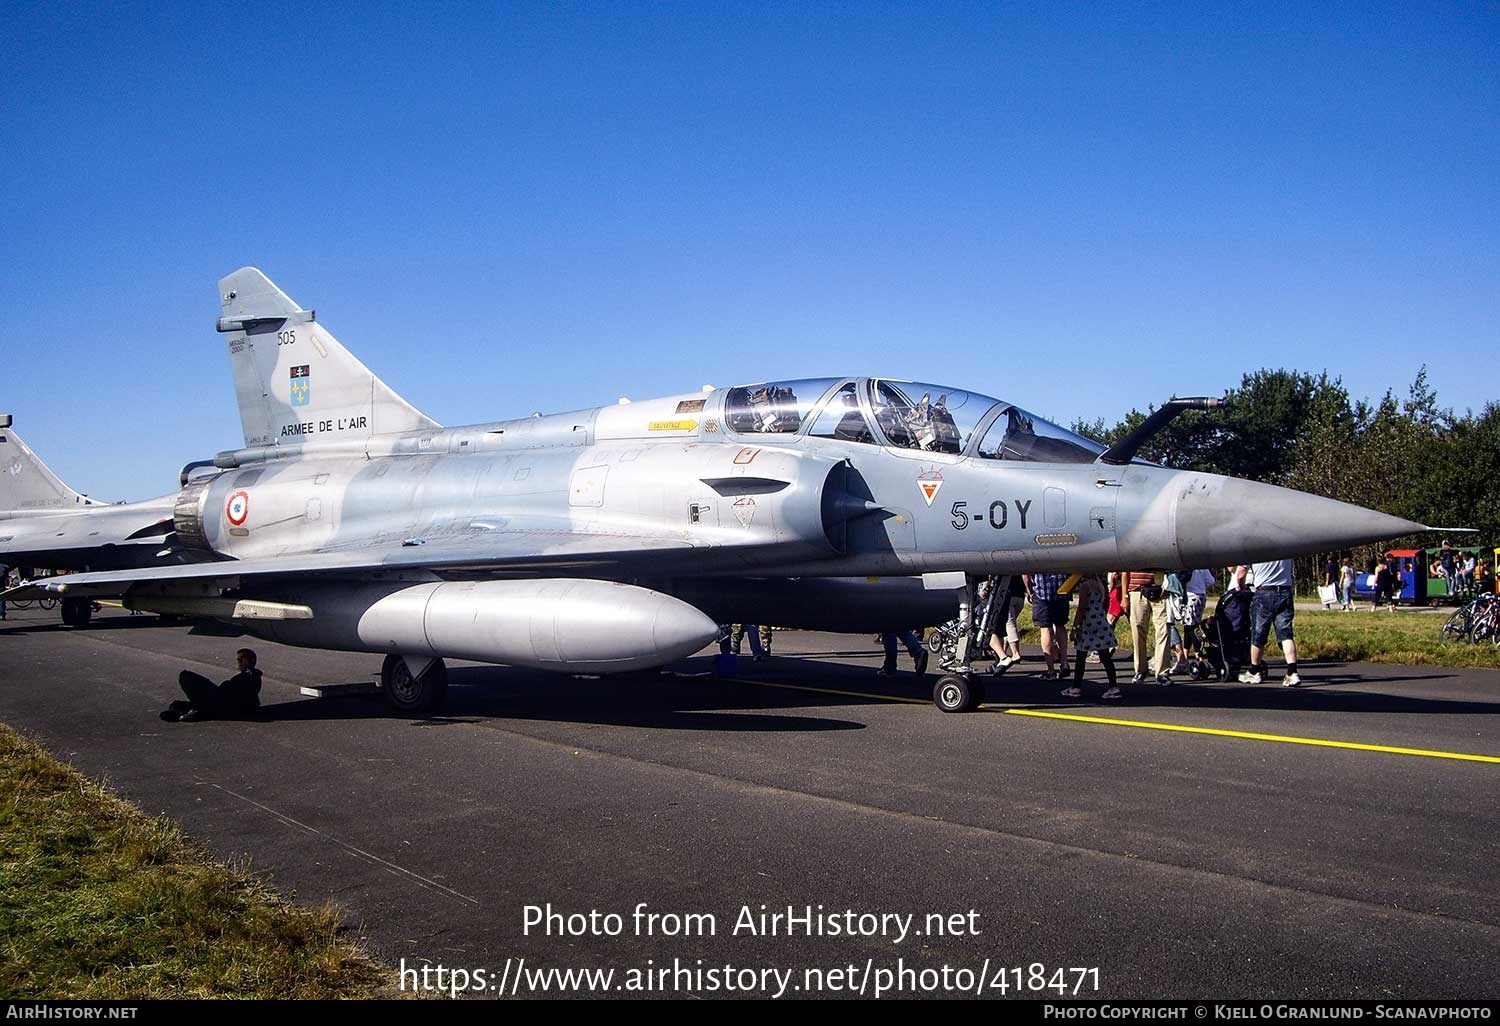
[7,268,1427,712]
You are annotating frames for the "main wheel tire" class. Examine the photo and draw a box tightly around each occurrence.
[933,673,983,713]
[381,654,449,714]
[60,597,92,628]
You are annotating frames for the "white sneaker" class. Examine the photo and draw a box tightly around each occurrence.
[1238,669,1263,685]
[1283,672,1303,688]
[1060,685,1083,698]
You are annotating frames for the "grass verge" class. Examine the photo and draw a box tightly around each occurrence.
[0,722,391,998]
[1291,608,1500,669]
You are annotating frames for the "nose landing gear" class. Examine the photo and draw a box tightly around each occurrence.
[933,672,985,713]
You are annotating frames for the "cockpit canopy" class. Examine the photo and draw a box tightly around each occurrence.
[722,378,1106,463]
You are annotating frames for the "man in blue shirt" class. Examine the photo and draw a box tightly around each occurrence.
[1237,559,1302,687]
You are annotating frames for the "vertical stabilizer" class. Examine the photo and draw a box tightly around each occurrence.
[0,424,98,514]
[217,268,441,449]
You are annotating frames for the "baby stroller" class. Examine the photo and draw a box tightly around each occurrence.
[1201,589,1252,681]
[1163,573,1214,680]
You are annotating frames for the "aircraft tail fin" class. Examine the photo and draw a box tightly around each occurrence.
[216,268,441,449]
[0,422,98,514]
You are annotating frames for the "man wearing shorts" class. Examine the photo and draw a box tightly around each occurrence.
[1238,559,1302,688]
[1025,572,1072,679]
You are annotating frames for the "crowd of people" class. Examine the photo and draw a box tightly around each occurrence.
[863,561,1316,701]
[880,548,1495,699]
[702,558,1338,702]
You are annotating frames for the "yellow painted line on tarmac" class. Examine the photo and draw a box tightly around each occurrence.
[1004,708,1500,765]
[725,677,1500,765]
[98,600,124,608]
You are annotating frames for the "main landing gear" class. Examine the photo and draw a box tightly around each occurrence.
[933,672,985,713]
[60,597,93,628]
[380,654,449,714]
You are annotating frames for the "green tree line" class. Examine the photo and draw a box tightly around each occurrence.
[1073,367,1499,591]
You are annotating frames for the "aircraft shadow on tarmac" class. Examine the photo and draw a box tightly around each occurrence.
[239,656,1500,727]
[692,654,1500,718]
[0,612,253,637]
[253,663,868,732]
[1,615,184,635]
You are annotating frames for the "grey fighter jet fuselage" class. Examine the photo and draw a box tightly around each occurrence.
[11,269,1427,709]
[0,418,216,624]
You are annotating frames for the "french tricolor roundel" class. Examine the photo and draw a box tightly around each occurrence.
[225,490,250,526]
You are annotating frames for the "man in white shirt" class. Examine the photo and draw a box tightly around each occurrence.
[1237,558,1303,687]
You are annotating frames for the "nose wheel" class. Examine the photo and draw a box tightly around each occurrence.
[933,672,984,713]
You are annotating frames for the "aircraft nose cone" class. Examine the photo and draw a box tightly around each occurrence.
[1174,475,1424,567]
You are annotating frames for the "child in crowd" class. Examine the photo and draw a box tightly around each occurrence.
[1062,574,1121,701]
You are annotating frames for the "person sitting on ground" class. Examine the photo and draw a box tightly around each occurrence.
[162,648,263,722]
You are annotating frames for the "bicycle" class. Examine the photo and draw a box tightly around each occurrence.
[1440,594,1497,645]
[1473,598,1500,645]
[1439,603,1474,643]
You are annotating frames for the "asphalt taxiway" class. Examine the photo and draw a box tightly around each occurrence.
[2,605,1497,999]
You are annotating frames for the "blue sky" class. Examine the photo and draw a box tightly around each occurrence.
[2,1,1495,500]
